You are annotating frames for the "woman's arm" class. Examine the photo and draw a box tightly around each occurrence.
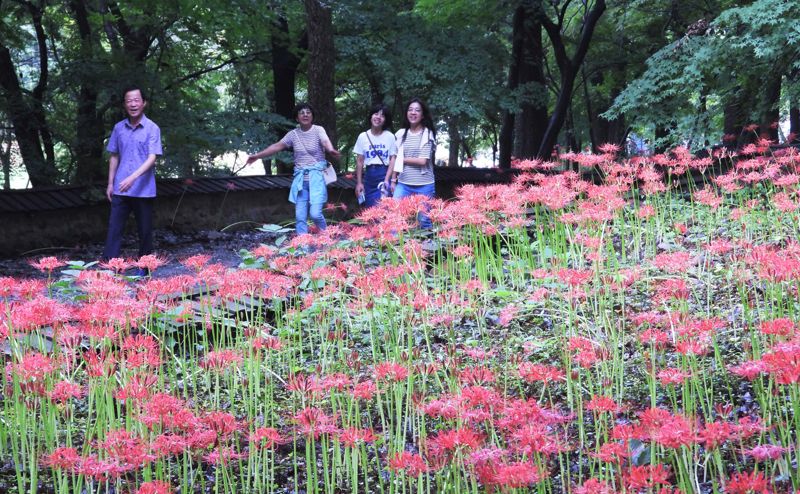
[245,141,288,164]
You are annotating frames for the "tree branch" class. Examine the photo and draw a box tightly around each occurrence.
[164,51,270,91]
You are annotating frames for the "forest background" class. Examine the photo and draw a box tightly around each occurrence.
[0,0,798,189]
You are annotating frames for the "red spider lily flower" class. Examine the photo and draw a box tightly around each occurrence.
[152,433,189,457]
[203,411,241,439]
[518,362,565,385]
[556,268,594,287]
[9,351,55,396]
[140,393,195,431]
[728,360,769,381]
[181,254,211,271]
[734,416,768,439]
[48,381,83,403]
[102,428,156,470]
[115,374,158,403]
[625,464,672,490]
[654,279,689,302]
[200,349,242,372]
[653,251,693,273]
[83,350,117,378]
[353,380,376,401]
[590,441,630,464]
[10,296,73,332]
[250,427,285,449]
[204,446,247,465]
[251,334,283,352]
[136,480,171,494]
[135,254,167,272]
[639,327,670,349]
[476,460,544,489]
[458,366,496,386]
[637,409,696,449]
[585,395,620,414]
[320,372,352,391]
[761,342,800,384]
[374,361,410,383]
[388,451,429,476]
[657,367,692,386]
[704,238,734,256]
[744,444,786,462]
[43,446,81,470]
[100,257,132,273]
[30,256,65,273]
[286,372,323,399]
[726,470,772,494]
[510,422,567,456]
[338,427,377,447]
[122,334,162,368]
[294,407,339,438]
[694,188,723,208]
[758,318,796,337]
[637,204,656,219]
[428,427,484,455]
[497,304,519,326]
[574,478,616,494]
[698,420,735,449]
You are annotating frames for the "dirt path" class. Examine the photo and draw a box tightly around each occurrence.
[0,228,278,279]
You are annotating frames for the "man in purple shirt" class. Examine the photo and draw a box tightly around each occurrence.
[101,86,162,264]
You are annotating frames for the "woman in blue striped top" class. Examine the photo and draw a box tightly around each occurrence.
[389,98,437,229]
[245,103,340,234]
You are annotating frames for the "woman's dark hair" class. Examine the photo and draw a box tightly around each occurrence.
[366,103,392,131]
[294,102,315,118]
[401,98,436,142]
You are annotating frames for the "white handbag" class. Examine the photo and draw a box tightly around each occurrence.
[322,164,337,184]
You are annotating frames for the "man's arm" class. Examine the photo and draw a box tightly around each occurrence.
[118,154,157,194]
[106,153,120,201]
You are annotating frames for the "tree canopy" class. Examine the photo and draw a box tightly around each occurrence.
[0,0,796,188]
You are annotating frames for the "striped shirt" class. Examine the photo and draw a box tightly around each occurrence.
[281,125,329,170]
[396,128,434,186]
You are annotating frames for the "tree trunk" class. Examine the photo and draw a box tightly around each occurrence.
[303,0,337,148]
[448,118,460,167]
[499,3,525,168]
[790,104,800,143]
[271,16,304,174]
[0,43,57,186]
[513,0,547,159]
[70,0,106,184]
[723,86,755,148]
[759,73,781,142]
[1,131,11,190]
[537,0,606,159]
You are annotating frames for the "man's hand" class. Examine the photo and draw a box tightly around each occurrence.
[245,155,257,165]
[355,182,365,197]
[106,183,114,202]
[328,149,341,160]
[118,175,136,193]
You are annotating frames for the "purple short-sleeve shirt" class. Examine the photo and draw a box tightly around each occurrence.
[107,114,162,198]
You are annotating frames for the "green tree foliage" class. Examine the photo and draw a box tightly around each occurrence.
[607,0,800,149]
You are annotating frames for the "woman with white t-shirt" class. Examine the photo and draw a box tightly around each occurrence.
[244,103,340,234]
[389,98,436,229]
[354,103,397,208]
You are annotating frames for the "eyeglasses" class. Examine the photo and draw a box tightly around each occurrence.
[298,110,313,116]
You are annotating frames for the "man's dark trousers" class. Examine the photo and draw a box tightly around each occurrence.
[102,195,154,260]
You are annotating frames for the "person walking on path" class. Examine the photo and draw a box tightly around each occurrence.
[102,86,162,269]
[389,98,436,229]
[245,103,340,235]
[354,103,397,208]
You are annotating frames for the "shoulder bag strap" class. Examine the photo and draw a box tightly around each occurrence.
[365,132,388,167]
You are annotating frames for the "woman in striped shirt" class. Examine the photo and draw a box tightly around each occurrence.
[389,98,436,229]
[245,103,340,234]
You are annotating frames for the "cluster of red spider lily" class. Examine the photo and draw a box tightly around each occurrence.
[3,144,800,493]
